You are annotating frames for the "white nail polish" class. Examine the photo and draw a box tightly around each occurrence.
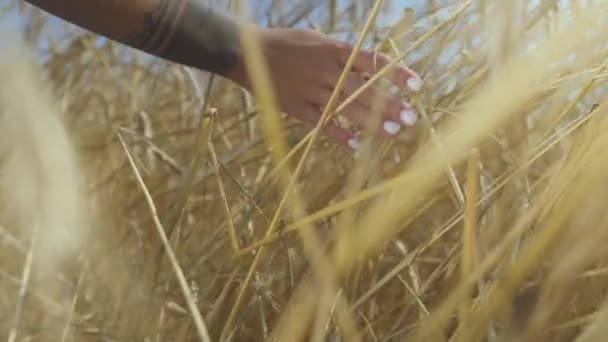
[400,108,418,126]
[407,77,423,92]
[348,138,361,150]
[383,121,401,135]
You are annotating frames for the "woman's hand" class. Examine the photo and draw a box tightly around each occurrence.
[225,27,422,150]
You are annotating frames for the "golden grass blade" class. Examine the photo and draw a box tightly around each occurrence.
[7,224,37,342]
[458,148,479,323]
[118,133,212,342]
[220,7,361,339]
[207,123,241,253]
[542,57,608,140]
[60,262,87,342]
[451,114,608,342]
[269,1,391,339]
[164,99,216,242]
[217,15,306,340]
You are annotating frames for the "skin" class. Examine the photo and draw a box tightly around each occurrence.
[24,0,422,149]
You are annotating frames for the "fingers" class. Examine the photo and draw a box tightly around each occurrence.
[290,103,360,151]
[316,73,415,123]
[341,74,416,125]
[307,82,418,140]
[339,100,405,139]
[308,83,417,131]
[336,44,423,92]
[310,87,333,107]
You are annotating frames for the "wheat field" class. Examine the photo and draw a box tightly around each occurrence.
[2,0,608,341]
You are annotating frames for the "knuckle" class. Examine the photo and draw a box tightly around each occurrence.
[333,41,353,56]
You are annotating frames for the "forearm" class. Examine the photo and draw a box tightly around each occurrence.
[24,0,243,76]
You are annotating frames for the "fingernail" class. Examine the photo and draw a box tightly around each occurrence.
[347,138,361,150]
[407,77,423,92]
[400,108,418,126]
[383,121,401,135]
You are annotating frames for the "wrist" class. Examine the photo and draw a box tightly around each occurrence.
[222,24,269,90]
[222,46,249,88]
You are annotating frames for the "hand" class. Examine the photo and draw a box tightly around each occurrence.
[225,27,422,150]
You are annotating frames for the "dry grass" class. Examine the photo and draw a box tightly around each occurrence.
[3,0,608,341]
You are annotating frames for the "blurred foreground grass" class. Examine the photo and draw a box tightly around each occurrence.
[3,0,608,341]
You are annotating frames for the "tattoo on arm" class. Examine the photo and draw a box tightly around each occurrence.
[146,0,242,76]
[130,0,176,53]
[24,0,242,75]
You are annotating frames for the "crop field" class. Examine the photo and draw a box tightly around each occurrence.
[2,1,608,341]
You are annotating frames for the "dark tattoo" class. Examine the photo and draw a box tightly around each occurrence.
[24,0,242,76]
[131,0,241,75]
[159,1,242,75]
[129,0,174,51]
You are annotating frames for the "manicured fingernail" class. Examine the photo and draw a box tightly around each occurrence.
[383,121,401,135]
[407,77,423,92]
[348,138,361,150]
[400,108,418,126]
